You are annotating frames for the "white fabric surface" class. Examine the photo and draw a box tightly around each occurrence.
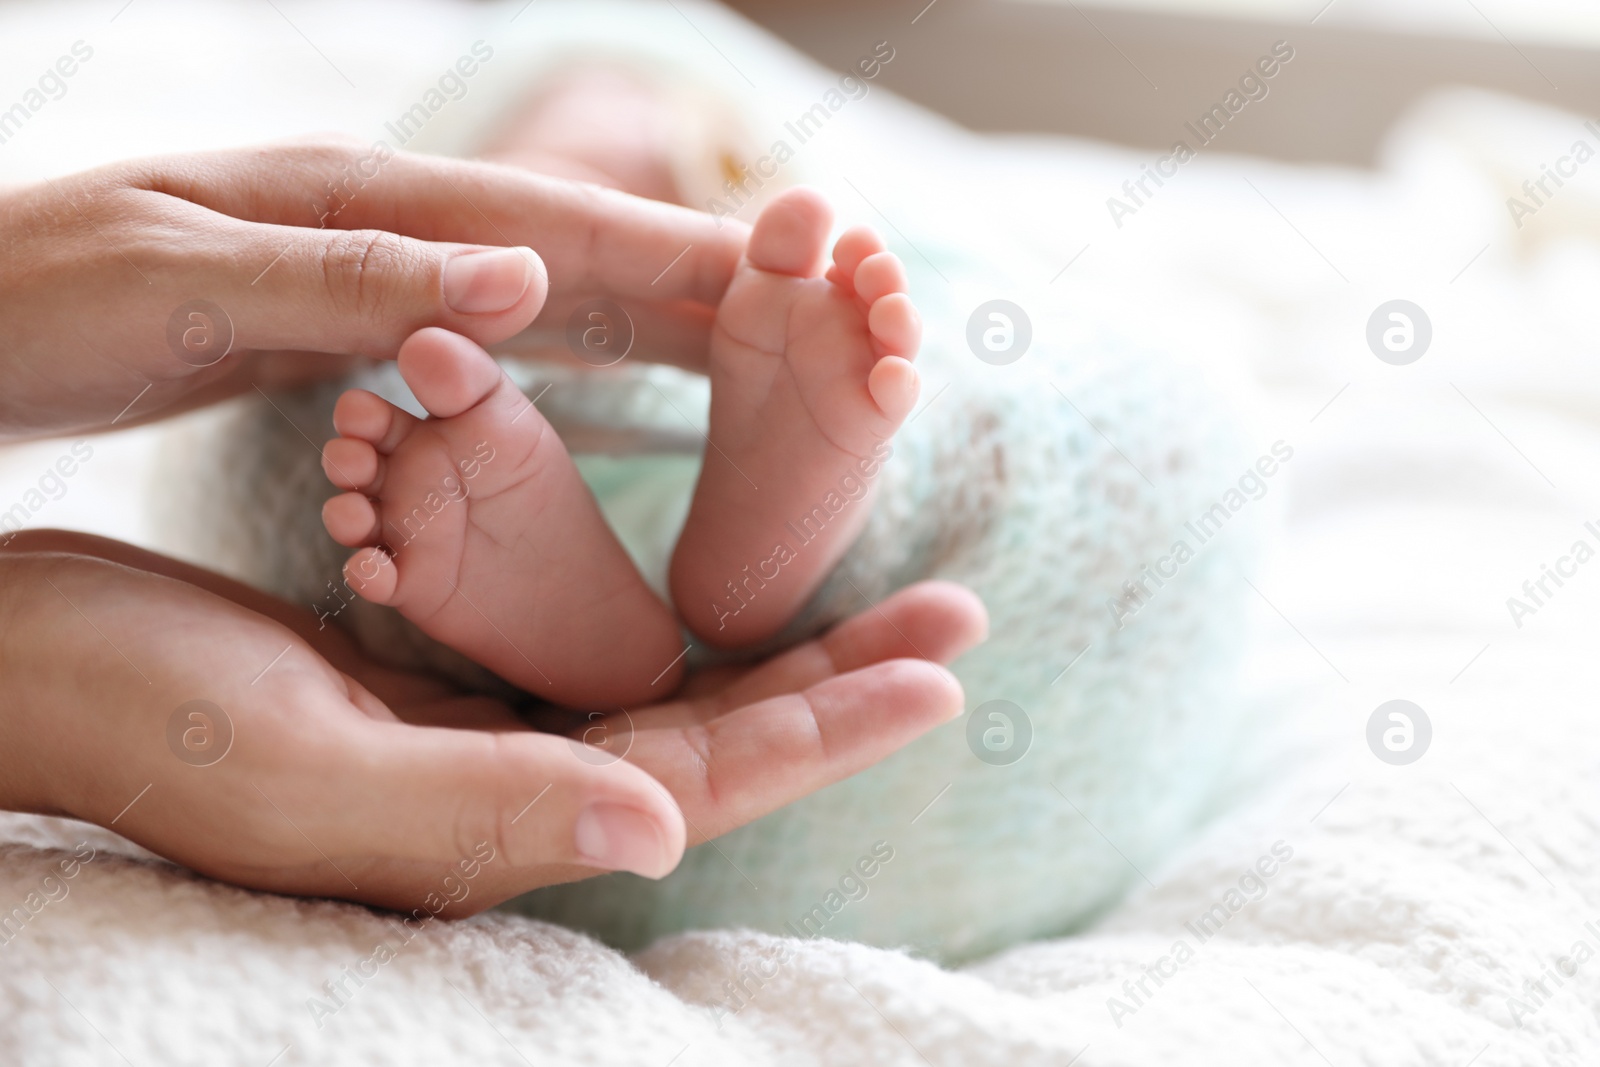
[4,1,1600,1063]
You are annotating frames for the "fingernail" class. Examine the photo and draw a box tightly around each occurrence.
[575,803,675,879]
[443,247,534,314]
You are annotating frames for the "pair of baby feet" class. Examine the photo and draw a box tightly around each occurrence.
[319,189,922,709]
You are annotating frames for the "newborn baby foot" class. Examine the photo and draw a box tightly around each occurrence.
[320,327,684,708]
[670,188,921,646]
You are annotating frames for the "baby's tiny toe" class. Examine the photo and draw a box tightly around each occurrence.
[343,547,399,606]
[832,226,886,284]
[322,438,382,492]
[747,187,833,278]
[853,252,907,305]
[398,327,505,419]
[332,390,390,443]
[322,492,380,548]
[867,292,922,359]
[867,356,920,424]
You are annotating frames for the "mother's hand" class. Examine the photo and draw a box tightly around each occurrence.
[0,137,745,440]
[0,532,985,915]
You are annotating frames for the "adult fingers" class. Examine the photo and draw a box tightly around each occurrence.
[626,658,965,845]
[816,580,988,673]
[175,206,549,359]
[310,717,687,880]
[127,138,748,305]
[656,581,988,724]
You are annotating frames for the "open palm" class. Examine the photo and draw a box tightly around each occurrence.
[3,531,984,916]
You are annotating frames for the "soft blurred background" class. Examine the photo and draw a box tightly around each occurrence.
[730,0,1600,163]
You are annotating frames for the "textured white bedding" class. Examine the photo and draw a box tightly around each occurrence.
[5,1,1600,1063]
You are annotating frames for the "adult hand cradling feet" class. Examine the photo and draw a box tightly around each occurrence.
[0,136,744,439]
[0,532,985,912]
[0,138,988,909]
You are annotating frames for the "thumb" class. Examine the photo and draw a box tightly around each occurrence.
[194,209,549,359]
[317,718,686,879]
